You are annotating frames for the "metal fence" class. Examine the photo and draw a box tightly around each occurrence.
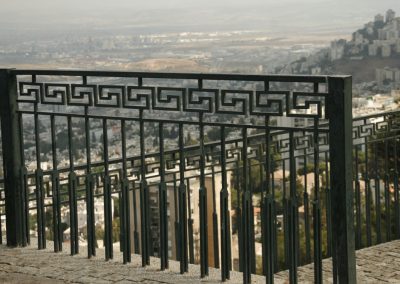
[352,111,400,248]
[0,69,361,283]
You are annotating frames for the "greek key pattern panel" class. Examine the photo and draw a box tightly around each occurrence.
[18,82,327,118]
[353,113,400,141]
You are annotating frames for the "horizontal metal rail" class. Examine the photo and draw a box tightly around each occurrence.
[11,69,328,83]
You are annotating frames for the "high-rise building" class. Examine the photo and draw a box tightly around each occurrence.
[386,9,396,23]
[375,14,385,23]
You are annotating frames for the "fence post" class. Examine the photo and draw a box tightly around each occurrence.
[0,69,25,247]
[328,76,356,283]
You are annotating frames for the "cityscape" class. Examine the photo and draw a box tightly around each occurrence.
[0,3,400,284]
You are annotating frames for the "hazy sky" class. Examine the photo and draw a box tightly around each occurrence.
[0,0,399,38]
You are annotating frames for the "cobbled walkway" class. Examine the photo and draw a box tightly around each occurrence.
[0,238,266,284]
[1,238,400,283]
[274,240,400,283]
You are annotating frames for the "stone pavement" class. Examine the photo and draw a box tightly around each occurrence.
[0,238,267,284]
[274,240,400,283]
[1,238,400,283]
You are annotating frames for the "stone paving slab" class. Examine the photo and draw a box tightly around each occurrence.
[274,240,400,283]
[1,238,400,283]
[0,238,270,284]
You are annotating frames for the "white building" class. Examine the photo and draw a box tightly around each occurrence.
[381,44,392,57]
[386,9,396,23]
[375,14,384,23]
[330,40,346,61]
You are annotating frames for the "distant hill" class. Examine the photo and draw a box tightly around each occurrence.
[329,56,400,83]
[277,9,400,85]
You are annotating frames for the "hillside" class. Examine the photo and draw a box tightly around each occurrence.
[329,56,400,83]
[278,9,400,89]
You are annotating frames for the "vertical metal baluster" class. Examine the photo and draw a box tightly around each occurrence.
[16,111,24,247]
[119,190,123,253]
[198,79,208,276]
[194,77,207,271]
[259,151,265,276]
[235,160,243,272]
[23,172,28,247]
[364,129,372,246]
[132,181,140,254]
[384,138,391,242]
[313,118,322,284]
[288,131,298,284]
[103,118,113,260]
[19,113,29,246]
[249,161,256,274]
[227,190,232,274]
[258,149,265,275]
[178,123,188,273]
[241,127,251,284]
[220,126,231,281]
[295,159,300,268]
[173,173,179,261]
[271,157,278,272]
[85,108,95,258]
[50,115,61,252]
[186,177,195,264]
[259,150,264,201]
[84,104,95,258]
[355,146,362,249]
[374,142,382,244]
[303,148,311,264]
[68,116,79,255]
[331,193,338,284]
[211,162,220,269]
[313,82,323,283]
[325,152,332,258]
[34,100,46,250]
[199,110,209,277]
[0,197,2,244]
[283,159,289,271]
[263,116,274,283]
[139,109,150,266]
[394,138,400,239]
[121,119,131,263]
[159,122,168,270]
[0,84,3,244]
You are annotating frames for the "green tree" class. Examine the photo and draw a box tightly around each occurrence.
[206,127,233,141]
[297,162,327,175]
[185,132,198,146]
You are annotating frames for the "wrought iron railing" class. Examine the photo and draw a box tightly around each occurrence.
[352,111,400,248]
[0,69,365,283]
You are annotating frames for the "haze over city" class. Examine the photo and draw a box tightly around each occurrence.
[1,0,399,40]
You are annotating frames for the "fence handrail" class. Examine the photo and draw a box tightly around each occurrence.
[10,69,328,83]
